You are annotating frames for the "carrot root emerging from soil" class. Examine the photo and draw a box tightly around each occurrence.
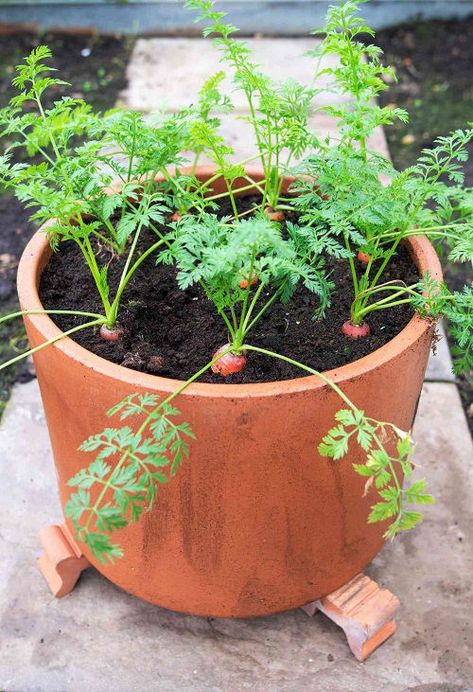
[239,275,259,289]
[211,344,247,376]
[341,320,371,339]
[264,207,285,222]
[357,251,371,266]
[99,324,124,342]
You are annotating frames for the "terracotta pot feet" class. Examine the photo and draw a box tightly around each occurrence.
[301,573,400,661]
[37,524,90,598]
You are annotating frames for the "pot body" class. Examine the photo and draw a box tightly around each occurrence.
[18,169,442,617]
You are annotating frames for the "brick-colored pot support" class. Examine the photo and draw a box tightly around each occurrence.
[17,169,442,617]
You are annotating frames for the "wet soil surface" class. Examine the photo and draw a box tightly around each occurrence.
[0,31,133,415]
[40,196,419,384]
[373,17,473,433]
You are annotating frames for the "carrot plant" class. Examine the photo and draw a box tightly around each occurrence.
[0,47,188,349]
[291,1,473,357]
[162,212,332,370]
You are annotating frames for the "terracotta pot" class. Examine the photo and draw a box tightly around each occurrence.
[18,168,442,617]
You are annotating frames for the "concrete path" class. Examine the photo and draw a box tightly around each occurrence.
[1,38,472,691]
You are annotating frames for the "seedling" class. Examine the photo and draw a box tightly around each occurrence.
[161,213,332,360]
[0,47,186,343]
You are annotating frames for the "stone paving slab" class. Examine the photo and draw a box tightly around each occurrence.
[425,323,456,383]
[124,37,391,166]
[0,379,471,691]
[120,38,346,113]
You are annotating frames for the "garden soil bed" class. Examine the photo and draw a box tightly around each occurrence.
[0,31,133,112]
[373,16,473,433]
[40,195,419,384]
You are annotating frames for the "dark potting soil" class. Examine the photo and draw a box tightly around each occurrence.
[40,195,419,384]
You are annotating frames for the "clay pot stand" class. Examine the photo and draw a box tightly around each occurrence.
[37,523,399,662]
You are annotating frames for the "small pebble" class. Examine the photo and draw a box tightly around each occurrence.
[147,355,165,373]
[121,351,145,369]
[0,253,15,267]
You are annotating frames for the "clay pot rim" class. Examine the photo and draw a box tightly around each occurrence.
[17,169,442,399]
